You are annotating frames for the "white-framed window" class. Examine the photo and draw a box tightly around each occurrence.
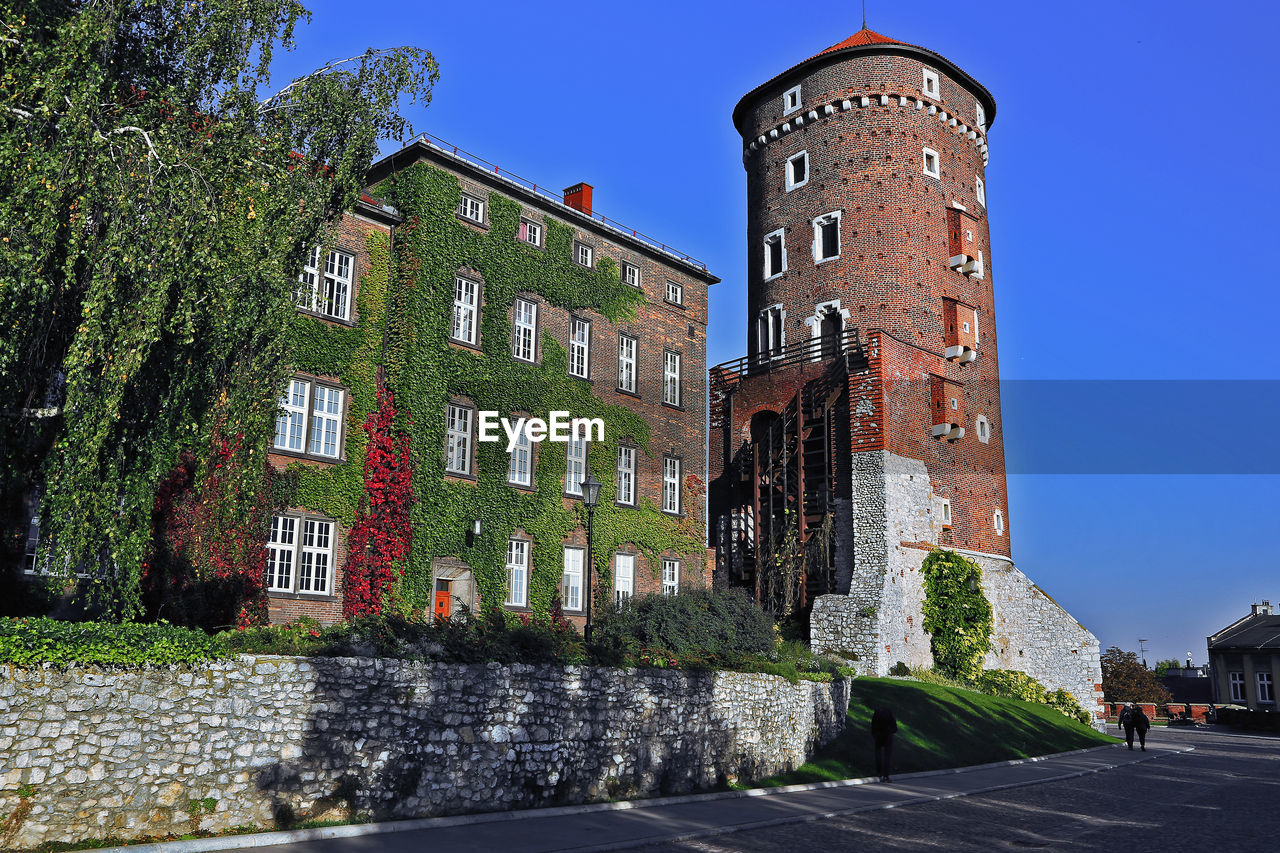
[993,509,1005,535]
[976,415,990,444]
[297,246,354,321]
[662,559,680,595]
[1230,671,1246,702]
[922,147,941,178]
[507,420,533,487]
[275,378,310,453]
[518,219,542,247]
[785,150,809,192]
[663,351,682,407]
[308,385,344,459]
[506,539,529,607]
[614,553,635,605]
[975,102,987,131]
[764,229,787,280]
[976,175,986,206]
[622,262,641,288]
[445,403,473,475]
[562,546,584,611]
[513,297,537,362]
[617,334,637,394]
[452,276,479,345]
[940,499,952,528]
[1259,672,1275,703]
[564,435,587,496]
[458,194,485,224]
[616,446,637,506]
[662,456,681,515]
[923,67,940,98]
[758,305,785,359]
[267,514,333,595]
[813,211,841,263]
[569,317,591,379]
[665,279,684,305]
[783,84,802,115]
[574,241,594,268]
[275,377,345,461]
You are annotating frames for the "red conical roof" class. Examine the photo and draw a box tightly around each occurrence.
[812,27,904,59]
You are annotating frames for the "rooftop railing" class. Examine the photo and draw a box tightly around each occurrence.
[417,132,709,272]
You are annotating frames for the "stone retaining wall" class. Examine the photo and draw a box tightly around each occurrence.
[0,657,851,850]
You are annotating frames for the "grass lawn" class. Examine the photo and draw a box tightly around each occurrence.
[756,677,1120,787]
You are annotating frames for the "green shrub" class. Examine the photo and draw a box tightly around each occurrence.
[888,661,911,677]
[974,669,1048,704]
[920,550,993,682]
[0,617,230,667]
[591,588,775,663]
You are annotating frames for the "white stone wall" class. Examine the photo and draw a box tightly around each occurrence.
[814,449,1103,726]
[0,658,850,850]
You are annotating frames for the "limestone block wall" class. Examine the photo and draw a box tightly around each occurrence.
[0,657,850,850]
[815,449,1103,727]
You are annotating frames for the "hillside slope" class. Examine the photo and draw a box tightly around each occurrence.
[758,677,1117,786]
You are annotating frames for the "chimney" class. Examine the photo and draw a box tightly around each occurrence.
[1251,600,1273,616]
[563,183,593,215]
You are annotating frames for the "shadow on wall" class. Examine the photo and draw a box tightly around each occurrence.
[253,661,742,826]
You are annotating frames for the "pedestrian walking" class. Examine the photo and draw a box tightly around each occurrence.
[1119,702,1150,750]
[871,706,897,782]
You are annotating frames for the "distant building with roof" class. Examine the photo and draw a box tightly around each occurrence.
[1207,600,1279,709]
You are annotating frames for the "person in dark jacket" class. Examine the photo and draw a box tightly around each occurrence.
[1119,702,1151,750]
[871,707,898,782]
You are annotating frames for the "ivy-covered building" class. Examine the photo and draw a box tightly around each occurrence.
[265,135,718,626]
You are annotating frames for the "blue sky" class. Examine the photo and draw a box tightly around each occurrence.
[275,0,1278,667]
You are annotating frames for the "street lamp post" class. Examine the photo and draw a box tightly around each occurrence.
[580,471,602,644]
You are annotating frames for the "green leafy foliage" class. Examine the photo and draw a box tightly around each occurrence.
[591,589,775,663]
[0,617,229,667]
[919,549,993,681]
[0,1,436,617]
[1100,646,1172,704]
[376,165,705,612]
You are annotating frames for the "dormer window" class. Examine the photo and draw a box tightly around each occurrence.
[783,85,802,115]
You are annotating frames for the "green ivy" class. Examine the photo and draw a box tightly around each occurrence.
[920,549,993,682]
[376,164,705,613]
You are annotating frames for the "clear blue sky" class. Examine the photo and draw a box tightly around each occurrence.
[275,0,1279,667]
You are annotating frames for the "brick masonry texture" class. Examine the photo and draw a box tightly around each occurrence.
[0,658,849,849]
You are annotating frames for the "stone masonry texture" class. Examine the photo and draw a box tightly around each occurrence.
[0,657,850,850]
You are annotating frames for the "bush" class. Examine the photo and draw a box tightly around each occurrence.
[0,617,230,667]
[591,588,775,664]
[888,661,911,677]
[974,669,1048,704]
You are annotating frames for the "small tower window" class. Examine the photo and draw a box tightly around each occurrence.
[976,415,990,444]
[785,150,809,192]
[763,229,786,280]
[783,85,802,115]
[975,102,987,131]
[757,305,785,359]
[923,68,940,98]
[976,175,986,206]
[994,509,1005,535]
[813,211,841,263]
[922,147,941,178]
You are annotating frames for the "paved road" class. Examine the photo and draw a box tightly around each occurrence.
[104,726,1277,853]
[639,727,1280,853]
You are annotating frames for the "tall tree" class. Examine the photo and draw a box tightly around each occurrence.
[0,0,437,616]
[1100,646,1172,704]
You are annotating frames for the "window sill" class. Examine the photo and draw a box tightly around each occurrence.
[455,214,489,231]
[615,387,641,400]
[815,255,840,266]
[508,481,536,493]
[448,339,482,353]
[569,374,593,384]
[445,472,478,484]
[296,308,357,328]
[661,402,685,412]
[270,447,344,465]
[614,501,638,509]
[763,271,786,283]
[268,591,337,601]
[663,299,686,309]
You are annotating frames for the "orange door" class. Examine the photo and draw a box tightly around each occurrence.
[433,580,451,621]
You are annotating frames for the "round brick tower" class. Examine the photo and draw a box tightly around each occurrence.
[733,27,1010,559]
